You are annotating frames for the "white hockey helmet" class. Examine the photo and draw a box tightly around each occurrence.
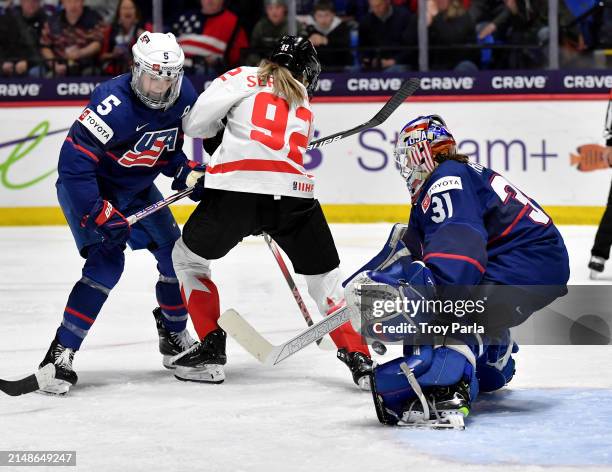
[131,32,185,110]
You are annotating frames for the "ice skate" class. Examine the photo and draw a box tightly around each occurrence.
[38,336,78,395]
[171,328,226,383]
[398,379,471,430]
[337,348,374,390]
[152,307,197,369]
[589,256,605,279]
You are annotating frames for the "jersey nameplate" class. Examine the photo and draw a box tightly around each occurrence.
[427,176,462,197]
[78,108,114,144]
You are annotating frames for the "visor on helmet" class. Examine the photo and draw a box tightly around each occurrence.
[131,65,183,110]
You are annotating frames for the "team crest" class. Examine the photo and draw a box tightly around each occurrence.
[118,128,178,167]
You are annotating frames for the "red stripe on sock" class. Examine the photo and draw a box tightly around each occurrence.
[65,306,95,324]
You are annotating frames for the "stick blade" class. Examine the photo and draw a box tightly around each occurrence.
[218,309,274,364]
[0,364,56,396]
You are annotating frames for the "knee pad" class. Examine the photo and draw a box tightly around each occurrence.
[373,343,479,422]
[304,267,344,316]
[477,331,519,392]
[82,243,125,289]
[172,237,212,281]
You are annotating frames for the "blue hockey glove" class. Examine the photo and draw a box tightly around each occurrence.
[81,200,130,247]
[172,160,206,201]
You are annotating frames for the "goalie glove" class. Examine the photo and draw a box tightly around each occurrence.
[344,260,436,342]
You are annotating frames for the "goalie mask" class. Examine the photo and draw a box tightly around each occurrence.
[131,32,184,110]
[394,115,456,202]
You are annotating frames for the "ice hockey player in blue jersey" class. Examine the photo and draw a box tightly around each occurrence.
[38,32,205,395]
[344,115,570,428]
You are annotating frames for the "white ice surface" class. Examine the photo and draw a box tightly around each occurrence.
[1,224,611,472]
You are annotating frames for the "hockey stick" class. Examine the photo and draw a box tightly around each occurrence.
[306,77,421,150]
[0,364,56,396]
[126,187,195,225]
[262,233,335,351]
[218,305,352,366]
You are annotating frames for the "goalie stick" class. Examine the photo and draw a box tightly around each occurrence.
[307,77,420,150]
[262,233,335,351]
[218,305,352,366]
[0,364,56,396]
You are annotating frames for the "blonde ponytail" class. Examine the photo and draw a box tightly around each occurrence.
[257,59,306,108]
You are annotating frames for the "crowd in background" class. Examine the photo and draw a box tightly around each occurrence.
[0,0,610,77]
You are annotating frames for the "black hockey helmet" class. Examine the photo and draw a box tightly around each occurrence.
[270,35,321,95]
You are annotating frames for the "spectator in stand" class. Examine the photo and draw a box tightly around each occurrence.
[500,0,552,68]
[100,0,149,75]
[359,0,417,71]
[226,0,264,36]
[88,0,120,23]
[335,0,369,21]
[469,0,510,40]
[304,0,352,70]
[39,0,105,76]
[10,0,49,43]
[5,0,48,75]
[248,0,304,65]
[0,8,40,75]
[172,0,249,73]
[428,0,478,71]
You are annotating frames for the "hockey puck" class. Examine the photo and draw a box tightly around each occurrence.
[372,341,387,355]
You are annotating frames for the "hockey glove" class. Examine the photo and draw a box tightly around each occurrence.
[81,200,130,247]
[172,160,206,201]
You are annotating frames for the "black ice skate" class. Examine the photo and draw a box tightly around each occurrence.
[337,349,374,390]
[171,328,226,384]
[38,336,78,395]
[152,307,197,369]
[399,378,471,430]
[589,256,605,279]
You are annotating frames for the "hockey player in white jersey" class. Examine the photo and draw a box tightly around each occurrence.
[170,36,372,385]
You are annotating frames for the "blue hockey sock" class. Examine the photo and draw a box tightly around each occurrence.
[156,275,188,332]
[57,277,109,350]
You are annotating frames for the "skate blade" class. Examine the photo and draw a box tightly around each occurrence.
[163,355,177,370]
[398,411,466,430]
[174,365,225,384]
[357,375,371,391]
[36,379,72,396]
[590,270,603,280]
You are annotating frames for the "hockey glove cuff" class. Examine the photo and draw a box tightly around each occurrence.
[172,160,206,201]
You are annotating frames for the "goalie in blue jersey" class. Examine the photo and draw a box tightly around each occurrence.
[37,32,205,395]
[344,115,570,428]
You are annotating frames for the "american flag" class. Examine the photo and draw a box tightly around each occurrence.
[173,13,225,60]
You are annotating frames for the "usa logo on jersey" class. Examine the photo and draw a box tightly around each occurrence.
[118,128,178,167]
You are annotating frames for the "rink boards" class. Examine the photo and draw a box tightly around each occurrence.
[0,97,609,225]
